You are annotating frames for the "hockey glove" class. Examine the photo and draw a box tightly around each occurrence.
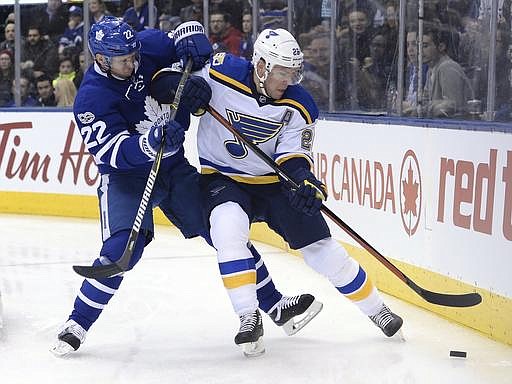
[281,160,327,216]
[142,120,185,158]
[174,21,213,71]
[184,75,211,116]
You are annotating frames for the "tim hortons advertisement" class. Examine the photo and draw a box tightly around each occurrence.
[0,112,200,195]
[0,112,98,195]
[314,120,512,298]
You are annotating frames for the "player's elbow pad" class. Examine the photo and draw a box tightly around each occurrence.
[150,71,180,104]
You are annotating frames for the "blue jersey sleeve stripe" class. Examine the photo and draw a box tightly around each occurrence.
[337,266,366,294]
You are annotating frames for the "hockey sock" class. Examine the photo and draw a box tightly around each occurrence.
[69,230,146,330]
[210,202,258,314]
[335,263,383,316]
[248,243,283,313]
[302,237,383,316]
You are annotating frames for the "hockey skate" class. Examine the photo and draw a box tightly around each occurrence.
[369,304,403,338]
[268,294,323,336]
[50,320,87,357]
[234,310,265,357]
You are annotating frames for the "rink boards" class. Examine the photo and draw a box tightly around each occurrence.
[0,111,510,346]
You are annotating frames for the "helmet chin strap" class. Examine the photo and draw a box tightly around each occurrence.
[254,66,271,97]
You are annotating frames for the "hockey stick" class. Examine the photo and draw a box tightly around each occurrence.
[207,105,482,308]
[72,59,194,279]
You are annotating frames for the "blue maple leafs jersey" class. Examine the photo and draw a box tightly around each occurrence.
[196,52,319,184]
[73,29,189,175]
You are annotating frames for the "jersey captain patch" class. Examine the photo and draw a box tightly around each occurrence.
[224,109,284,159]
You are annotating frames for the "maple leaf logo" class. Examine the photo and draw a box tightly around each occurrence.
[399,150,422,237]
[402,163,419,217]
[135,96,171,134]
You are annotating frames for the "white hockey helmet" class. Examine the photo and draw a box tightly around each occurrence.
[252,28,304,93]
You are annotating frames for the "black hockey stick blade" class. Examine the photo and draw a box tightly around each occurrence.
[207,105,483,308]
[73,263,123,279]
[72,59,193,280]
[406,279,482,307]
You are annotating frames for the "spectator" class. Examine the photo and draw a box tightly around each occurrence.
[0,49,14,106]
[5,76,38,107]
[302,37,330,110]
[378,2,399,67]
[259,0,288,30]
[0,22,15,54]
[73,50,87,90]
[21,26,59,80]
[123,0,158,31]
[336,6,376,109]
[402,29,428,115]
[358,33,393,110]
[31,0,68,44]
[293,0,323,37]
[179,0,203,23]
[240,11,254,60]
[61,6,84,51]
[209,10,242,56]
[306,35,330,80]
[53,57,76,87]
[35,74,57,107]
[493,24,511,120]
[88,0,111,24]
[54,77,76,107]
[421,27,471,117]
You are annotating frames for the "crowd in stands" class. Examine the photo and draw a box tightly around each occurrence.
[0,0,510,121]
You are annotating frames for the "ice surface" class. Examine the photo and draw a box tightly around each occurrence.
[0,214,510,383]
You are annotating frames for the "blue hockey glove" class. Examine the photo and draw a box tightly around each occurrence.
[281,162,327,216]
[174,21,213,71]
[184,75,211,115]
[143,120,185,158]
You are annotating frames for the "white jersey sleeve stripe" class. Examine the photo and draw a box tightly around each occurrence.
[93,130,130,166]
[110,134,130,168]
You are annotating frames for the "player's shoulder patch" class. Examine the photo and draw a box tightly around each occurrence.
[275,85,319,124]
[208,53,252,85]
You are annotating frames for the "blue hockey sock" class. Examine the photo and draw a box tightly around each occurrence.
[248,243,282,312]
[69,230,146,330]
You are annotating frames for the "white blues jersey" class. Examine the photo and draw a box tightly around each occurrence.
[196,53,319,184]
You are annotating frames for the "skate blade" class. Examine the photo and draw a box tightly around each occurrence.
[50,340,75,358]
[240,338,265,358]
[393,328,406,342]
[282,300,323,336]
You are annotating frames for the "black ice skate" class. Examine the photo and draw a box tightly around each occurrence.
[50,320,87,357]
[268,294,323,336]
[234,310,264,357]
[369,304,403,337]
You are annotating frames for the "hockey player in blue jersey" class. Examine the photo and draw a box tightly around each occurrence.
[184,28,404,356]
[50,17,322,357]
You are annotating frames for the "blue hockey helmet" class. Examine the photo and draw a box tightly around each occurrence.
[88,16,140,58]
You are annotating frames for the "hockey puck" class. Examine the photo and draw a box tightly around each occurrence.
[449,350,467,358]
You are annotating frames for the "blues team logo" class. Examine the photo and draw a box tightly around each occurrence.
[224,110,284,159]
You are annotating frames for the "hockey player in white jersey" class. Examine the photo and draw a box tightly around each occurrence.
[191,29,404,356]
[50,19,322,357]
